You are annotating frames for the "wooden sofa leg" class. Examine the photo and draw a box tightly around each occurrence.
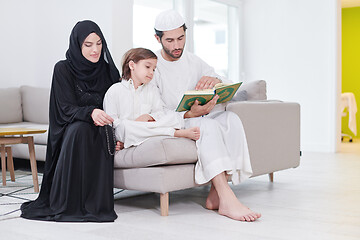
[6,147,15,182]
[269,173,274,182]
[160,193,169,216]
[1,144,6,186]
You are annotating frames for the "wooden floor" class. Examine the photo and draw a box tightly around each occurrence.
[1,140,359,240]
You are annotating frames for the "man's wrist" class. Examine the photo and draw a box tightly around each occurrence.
[184,110,195,119]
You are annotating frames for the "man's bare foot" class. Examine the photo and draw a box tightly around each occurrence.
[174,127,200,141]
[206,174,232,210]
[210,172,261,222]
[205,184,220,210]
[218,196,261,222]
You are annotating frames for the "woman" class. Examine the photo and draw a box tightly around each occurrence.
[21,20,120,222]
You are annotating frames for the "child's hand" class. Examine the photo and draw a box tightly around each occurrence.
[116,141,124,151]
[135,114,155,122]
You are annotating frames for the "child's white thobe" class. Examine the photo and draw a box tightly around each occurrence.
[103,80,184,148]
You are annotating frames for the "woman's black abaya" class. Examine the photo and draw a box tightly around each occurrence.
[20,20,120,222]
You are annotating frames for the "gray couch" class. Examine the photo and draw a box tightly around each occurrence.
[0,81,301,216]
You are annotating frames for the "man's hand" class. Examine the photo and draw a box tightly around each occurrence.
[91,109,114,126]
[135,114,155,122]
[195,76,221,90]
[116,141,124,151]
[184,95,219,118]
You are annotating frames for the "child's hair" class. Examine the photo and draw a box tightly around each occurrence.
[121,48,157,80]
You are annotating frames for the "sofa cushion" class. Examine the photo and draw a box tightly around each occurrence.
[232,80,267,101]
[21,86,50,124]
[114,136,198,168]
[232,89,248,101]
[0,122,48,145]
[11,143,47,162]
[0,87,23,123]
[114,164,199,193]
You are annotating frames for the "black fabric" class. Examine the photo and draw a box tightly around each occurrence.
[20,20,120,222]
[65,20,119,84]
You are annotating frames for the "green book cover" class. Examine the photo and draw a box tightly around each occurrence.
[175,82,242,112]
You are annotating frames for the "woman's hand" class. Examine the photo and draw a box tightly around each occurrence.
[116,141,124,151]
[91,109,114,126]
[135,114,155,122]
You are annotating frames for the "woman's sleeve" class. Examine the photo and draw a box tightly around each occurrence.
[51,62,96,125]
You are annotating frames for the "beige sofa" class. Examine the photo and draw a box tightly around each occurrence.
[0,86,49,161]
[0,81,301,216]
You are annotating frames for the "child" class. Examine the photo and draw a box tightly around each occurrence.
[103,48,200,148]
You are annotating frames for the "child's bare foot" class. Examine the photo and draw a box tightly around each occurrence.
[218,196,261,222]
[174,127,200,141]
[205,184,220,210]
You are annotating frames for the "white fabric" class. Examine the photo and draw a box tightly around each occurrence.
[153,50,229,119]
[341,92,357,136]
[154,9,185,31]
[154,50,252,185]
[103,80,184,148]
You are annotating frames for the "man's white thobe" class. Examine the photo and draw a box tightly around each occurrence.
[154,50,252,185]
[103,80,184,148]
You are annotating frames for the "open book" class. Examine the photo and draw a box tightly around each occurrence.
[175,82,242,112]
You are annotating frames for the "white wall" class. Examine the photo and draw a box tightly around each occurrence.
[242,0,341,152]
[1,0,342,152]
[0,0,133,88]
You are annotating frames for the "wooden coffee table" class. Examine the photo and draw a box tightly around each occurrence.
[0,128,47,192]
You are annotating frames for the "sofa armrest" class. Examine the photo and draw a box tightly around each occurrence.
[226,101,300,177]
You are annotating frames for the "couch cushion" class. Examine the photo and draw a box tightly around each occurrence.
[21,86,50,124]
[114,136,198,168]
[232,89,248,101]
[232,80,267,101]
[114,164,199,193]
[0,122,48,145]
[0,87,23,123]
[11,144,47,162]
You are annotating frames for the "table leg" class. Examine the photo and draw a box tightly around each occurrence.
[6,147,15,182]
[1,144,6,186]
[27,137,39,193]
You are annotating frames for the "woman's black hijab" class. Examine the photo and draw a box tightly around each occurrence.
[65,20,120,85]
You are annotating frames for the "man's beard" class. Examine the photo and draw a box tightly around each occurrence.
[161,43,184,59]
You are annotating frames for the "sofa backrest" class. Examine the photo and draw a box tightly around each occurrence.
[232,80,267,101]
[21,86,50,124]
[0,87,23,123]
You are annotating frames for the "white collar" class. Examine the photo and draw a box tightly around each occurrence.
[121,79,145,91]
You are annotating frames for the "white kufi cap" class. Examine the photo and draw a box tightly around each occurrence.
[154,9,185,31]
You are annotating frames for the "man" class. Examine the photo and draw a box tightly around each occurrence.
[153,9,261,222]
